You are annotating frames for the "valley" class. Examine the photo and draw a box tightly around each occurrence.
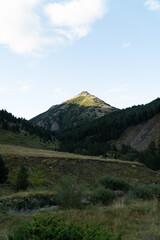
[0,94,160,240]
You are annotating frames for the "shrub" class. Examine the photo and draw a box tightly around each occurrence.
[12,199,41,211]
[0,155,9,184]
[29,198,41,209]
[16,163,29,191]
[55,175,85,209]
[13,200,27,210]
[8,216,122,240]
[129,184,160,200]
[90,187,118,205]
[148,183,160,195]
[99,176,132,192]
[28,168,45,186]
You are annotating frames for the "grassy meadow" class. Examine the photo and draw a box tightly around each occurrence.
[0,199,160,240]
[0,143,160,239]
[0,129,58,150]
[0,143,159,188]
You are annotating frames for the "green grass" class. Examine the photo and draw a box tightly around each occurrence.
[0,142,159,240]
[0,199,159,240]
[0,129,57,150]
[53,200,160,240]
[0,144,159,189]
[64,94,111,108]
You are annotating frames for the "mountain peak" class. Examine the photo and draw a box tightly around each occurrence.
[31,92,117,131]
[79,91,90,96]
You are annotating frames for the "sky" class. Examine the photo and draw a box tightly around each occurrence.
[0,0,160,120]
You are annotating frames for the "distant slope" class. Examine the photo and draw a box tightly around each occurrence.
[30,91,117,131]
[0,109,57,150]
[116,113,160,151]
[57,98,160,155]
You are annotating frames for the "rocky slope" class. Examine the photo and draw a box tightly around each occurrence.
[30,91,117,131]
[116,113,160,151]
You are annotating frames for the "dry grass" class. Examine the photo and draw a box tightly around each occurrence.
[0,144,159,189]
[0,189,55,201]
[0,199,159,240]
[0,144,142,165]
[49,199,160,240]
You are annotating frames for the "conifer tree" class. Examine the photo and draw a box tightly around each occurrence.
[0,155,9,184]
[16,163,29,191]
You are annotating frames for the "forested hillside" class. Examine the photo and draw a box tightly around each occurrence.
[56,98,160,170]
[1,97,160,170]
[0,110,57,149]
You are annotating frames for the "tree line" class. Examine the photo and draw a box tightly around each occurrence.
[0,109,55,142]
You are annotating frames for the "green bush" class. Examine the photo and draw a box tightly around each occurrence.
[99,176,132,192]
[16,163,29,191]
[90,187,118,205]
[13,200,27,210]
[55,175,85,209]
[129,184,160,200]
[148,183,160,195]
[29,198,41,209]
[8,216,122,240]
[12,199,41,210]
[29,168,45,186]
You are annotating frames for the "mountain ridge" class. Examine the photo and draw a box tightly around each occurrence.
[56,97,160,170]
[30,91,117,131]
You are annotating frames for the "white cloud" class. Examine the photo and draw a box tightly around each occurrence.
[144,0,160,11]
[44,0,107,40]
[122,42,131,48]
[0,0,46,55]
[0,0,108,55]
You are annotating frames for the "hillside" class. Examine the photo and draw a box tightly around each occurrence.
[0,144,160,240]
[30,91,117,131]
[56,98,160,169]
[0,144,159,187]
[116,113,160,151]
[0,109,57,150]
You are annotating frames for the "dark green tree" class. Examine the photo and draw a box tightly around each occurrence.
[16,163,29,191]
[2,121,9,130]
[0,155,9,184]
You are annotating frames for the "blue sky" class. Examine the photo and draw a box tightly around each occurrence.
[0,0,160,119]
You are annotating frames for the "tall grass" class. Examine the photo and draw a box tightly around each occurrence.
[55,175,85,209]
[0,199,159,240]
